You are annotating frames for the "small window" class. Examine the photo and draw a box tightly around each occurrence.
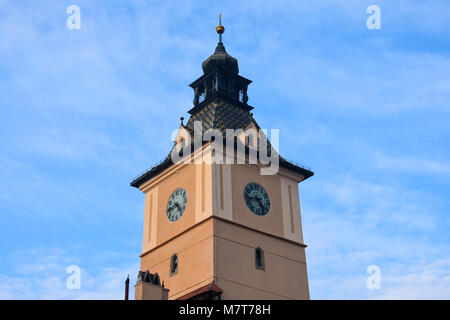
[179,137,185,149]
[170,254,178,276]
[177,138,185,157]
[255,247,265,271]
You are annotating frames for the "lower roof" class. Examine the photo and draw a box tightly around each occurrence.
[130,142,313,189]
[176,282,223,300]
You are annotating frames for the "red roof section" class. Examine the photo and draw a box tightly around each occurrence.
[176,282,223,300]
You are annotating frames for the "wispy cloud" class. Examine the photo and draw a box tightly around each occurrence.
[372,259,450,299]
[0,0,449,300]
[0,247,138,299]
[372,152,450,176]
[304,174,449,299]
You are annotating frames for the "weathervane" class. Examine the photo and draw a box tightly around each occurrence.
[216,14,225,43]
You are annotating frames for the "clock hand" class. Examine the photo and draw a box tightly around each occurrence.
[250,196,264,209]
[255,197,264,209]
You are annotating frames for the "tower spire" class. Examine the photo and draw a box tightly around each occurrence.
[216,14,225,44]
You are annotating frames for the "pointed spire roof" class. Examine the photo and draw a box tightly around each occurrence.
[201,15,239,75]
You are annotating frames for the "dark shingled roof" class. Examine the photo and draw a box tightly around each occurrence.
[130,37,314,189]
[202,41,239,75]
[185,100,253,135]
[136,270,161,286]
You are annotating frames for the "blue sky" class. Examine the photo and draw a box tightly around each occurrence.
[0,0,449,299]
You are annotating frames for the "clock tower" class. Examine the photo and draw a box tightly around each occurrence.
[131,18,313,300]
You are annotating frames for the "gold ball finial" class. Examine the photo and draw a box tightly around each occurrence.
[216,25,225,34]
[216,14,225,35]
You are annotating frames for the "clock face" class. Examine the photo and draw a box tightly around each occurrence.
[166,188,188,222]
[243,183,271,216]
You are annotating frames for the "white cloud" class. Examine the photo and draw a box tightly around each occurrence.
[372,259,450,299]
[310,175,437,230]
[303,175,449,299]
[372,152,450,176]
[0,247,138,300]
[309,259,450,300]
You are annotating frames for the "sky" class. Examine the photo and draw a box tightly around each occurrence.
[0,0,449,299]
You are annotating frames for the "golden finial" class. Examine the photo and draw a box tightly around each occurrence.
[216,14,225,42]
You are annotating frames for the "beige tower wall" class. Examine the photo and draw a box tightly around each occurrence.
[213,218,309,300]
[228,164,285,237]
[135,282,169,300]
[216,163,306,244]
[138,146,216,300]
[140,145,214,254]
[137,143,310,300]
[140,218,215,300]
